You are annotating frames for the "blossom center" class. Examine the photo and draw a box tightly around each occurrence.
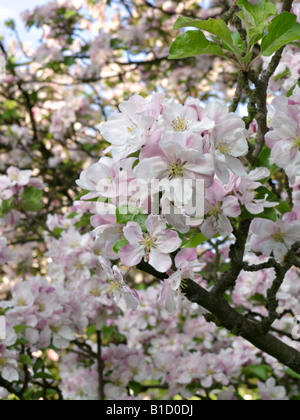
[216,141,232,155]
[172,116,189,132]
[91,288,100,297]
[141,234,157,252]
[38,303,45,312]
[127,125,136,134]
[294,136,300,149]
[17,298,26,306]
[168,160,185,179]
[106,280,121,296]
[272,229,285,243]
[209,202,222,217]
[0,358,7,367]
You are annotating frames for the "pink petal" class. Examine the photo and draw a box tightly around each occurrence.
[119,244,145,267]
[123,222,144,244]
[148,248,172,272]
[156,230,182,253]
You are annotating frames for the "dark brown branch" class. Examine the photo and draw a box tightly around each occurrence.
[96,331,105,400]
[0,377,24,400]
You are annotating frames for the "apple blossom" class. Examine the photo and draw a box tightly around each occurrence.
[201,178,241,239]
[119,215,181,272]
[250,215,300,262]
[258,378,288,401]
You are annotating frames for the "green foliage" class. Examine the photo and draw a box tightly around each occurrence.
[240,206,277,223]
[21,187,43,212]
[0,197,14,218]
[170,3,300,71]
[286,368,300,380]
[20,354,33,366]
[183,232,208,248]
[276,201,291,215]
[174,17,233,44]
[237,0,277,44]
[261,13,300,56]
[116,205,147,228]
[113,238,129,254]
[253,146,277,181]
[243,364,273,381]
[169,30,225,60]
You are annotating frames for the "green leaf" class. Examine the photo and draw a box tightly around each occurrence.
[250,293,267,305]
[116,205,147,228]
[21,187,43,212]
[86,325,96,336]
[276,201,291,215]
[255,186,278,203]
[14,325,28,334]
[75,190,90,201]
[184,233,208,248]
[286,368,300,380]
[240,206,277,222]
[242,364,273,381]
[174,17,233,44]
[53,227,63,237]
[102,326,114,341]
[237,0,277,44]
[20,354,33,366]
[34,372,54,380]
[64,10,77,19]
[240,52,253,65]
[129,381,141,397]
[237,0,277,26]
[253,145,277,177]
[0,197,14,217]
[33,358,44,374]
[113,239,129,254]
[231,31,245,53]
[261,13,300,57]
[75,213,91,229]
[169,30,225,59]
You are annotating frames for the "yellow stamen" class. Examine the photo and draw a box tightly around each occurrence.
[216,141,232,155]
[272,229,285,243]
[209,202,222,217]
[168,160,186,179]
[172,116,189,132]
[294,137,300,148]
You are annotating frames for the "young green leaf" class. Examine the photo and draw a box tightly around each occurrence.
[169,30,225,59]
[183,233,208,248]
[237,0,277,26]
[261,12,300,57]
[174,17,233,44]
[21,186,43,212]
[116,205,147,227]
[113,239,129,254]
[242,364,273,381]
[240,206,277,222]
[237,0,277,45]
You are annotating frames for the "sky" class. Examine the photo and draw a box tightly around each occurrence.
[0,0,49,44]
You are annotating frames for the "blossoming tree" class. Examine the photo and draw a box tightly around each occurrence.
[0,0,300,401]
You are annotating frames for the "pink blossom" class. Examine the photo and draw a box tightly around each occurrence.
[250,215,300,261]
[0,236,15,264]
[201,179,241,239]
[258,378,288,401]
[211,113,248,183]
[119,215,181,272]
[99,256,141,309]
